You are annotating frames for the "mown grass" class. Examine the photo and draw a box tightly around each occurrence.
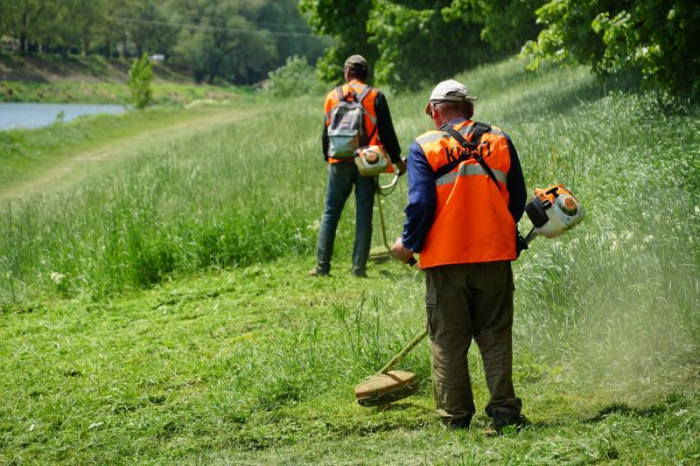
[0,57,698,463]
[1,260,698,463]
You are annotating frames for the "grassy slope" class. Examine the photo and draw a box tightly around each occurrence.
[0,53,244,105]
[0,58,699,463]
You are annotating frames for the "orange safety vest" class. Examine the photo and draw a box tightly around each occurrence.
[416,120,516,268]
[324,79,379,164]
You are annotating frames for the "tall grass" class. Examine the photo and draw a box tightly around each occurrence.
[0,98,324,302]
[0,57,699,463]
[1,58,698,358]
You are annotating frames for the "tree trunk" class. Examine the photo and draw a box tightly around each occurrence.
[20,33,27,55]
[83,30,89,56]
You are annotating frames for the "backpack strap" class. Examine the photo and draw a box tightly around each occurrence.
[352,85,378,145]
[337,85,360,103]
[356,85,373,105]
[436,123,502,192]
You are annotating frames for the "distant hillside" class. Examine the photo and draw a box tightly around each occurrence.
[0,53,191,84]
[0,53,246,105]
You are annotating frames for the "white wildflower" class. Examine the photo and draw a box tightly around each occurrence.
[49,272,66,285]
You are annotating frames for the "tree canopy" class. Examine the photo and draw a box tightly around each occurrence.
[2,0,696,95]
[301,0,697,96]
[0,0,330,85]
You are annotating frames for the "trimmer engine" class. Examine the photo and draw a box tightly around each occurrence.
[355,145,394,177]
[524,184,585,244]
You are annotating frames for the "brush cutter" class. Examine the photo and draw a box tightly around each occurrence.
[355,145,404,263]
[354,183,585,407]
[368,180,400,263]
[354,328,428,406]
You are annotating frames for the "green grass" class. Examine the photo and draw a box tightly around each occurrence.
[0,52,246,105]
[1,260,698,463]
[0,57,699,463]
[0,102,258,195]
[0,80,245,105]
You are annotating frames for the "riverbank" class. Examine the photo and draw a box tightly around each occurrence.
[0,53,246,105]
[0,103,258,200]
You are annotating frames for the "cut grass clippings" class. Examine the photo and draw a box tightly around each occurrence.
[0,260,697,463]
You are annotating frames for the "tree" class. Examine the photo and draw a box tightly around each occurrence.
[128,53,154,109]
[298,0,377,84]
[166,0,277,84]
[368,0,491,91]
[522,0,700,95]
[1,0,56,53]
[468,0,545,54]
[53,0,107,56]
[258,0,330,73]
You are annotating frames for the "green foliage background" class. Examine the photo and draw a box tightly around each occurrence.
[0,0,330,85]
[301,0,697,95]
[522,0,700,95]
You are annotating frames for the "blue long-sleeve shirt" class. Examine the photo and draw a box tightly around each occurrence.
[402,118,526,253]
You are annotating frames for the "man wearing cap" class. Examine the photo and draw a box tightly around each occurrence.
[392,79,527,433]
[309,55,404,278]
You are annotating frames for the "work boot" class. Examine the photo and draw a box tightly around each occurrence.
[442,415,472,430]
[492,410,529,435]
[352,270,368,278]
[308,266,329,277]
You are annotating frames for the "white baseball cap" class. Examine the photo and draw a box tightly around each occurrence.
[425,79,477,115]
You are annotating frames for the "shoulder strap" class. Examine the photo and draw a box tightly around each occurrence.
[437,123,502,192]
[350,85,377,143]
[336,85,359,103]
[357,85,373,105]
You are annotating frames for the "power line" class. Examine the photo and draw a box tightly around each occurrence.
[166,11,312,31]
[111,16,317,38]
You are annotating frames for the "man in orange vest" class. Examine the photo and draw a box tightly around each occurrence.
[392,79,527,433]
[309,55,405,278]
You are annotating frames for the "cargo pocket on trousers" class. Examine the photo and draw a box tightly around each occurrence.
[425,290,438,341]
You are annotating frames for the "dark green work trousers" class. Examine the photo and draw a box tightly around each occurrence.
[425,261,522,422]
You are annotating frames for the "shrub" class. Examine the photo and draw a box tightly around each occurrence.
[268,55,324,97]
[128,53,154,109]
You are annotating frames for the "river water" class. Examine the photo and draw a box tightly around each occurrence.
[0,103,127,130]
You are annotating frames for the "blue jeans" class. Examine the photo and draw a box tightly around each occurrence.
[316,162,376,274]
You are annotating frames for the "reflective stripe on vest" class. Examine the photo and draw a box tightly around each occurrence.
[436,164,507,187]
[416,120,516,267]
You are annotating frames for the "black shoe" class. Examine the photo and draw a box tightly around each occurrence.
[442,415,472,430]
[308,267,329,277]
[492,411,529,435]
[352,270,368,278]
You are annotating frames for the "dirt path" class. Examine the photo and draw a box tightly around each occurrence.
[0,108,256,202]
